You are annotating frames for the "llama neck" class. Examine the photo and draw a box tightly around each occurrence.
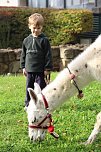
[42,35,101,112]
[42,61,93,112]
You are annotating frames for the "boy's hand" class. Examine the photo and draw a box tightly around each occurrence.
[44,70,50,76]
[44,70,51,85]
[23,68,27,77]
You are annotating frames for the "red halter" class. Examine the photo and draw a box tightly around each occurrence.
[28,93,59,139]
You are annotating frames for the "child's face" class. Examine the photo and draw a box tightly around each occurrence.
[29,25,43,37]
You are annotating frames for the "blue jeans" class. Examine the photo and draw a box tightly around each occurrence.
[25,72,46,107]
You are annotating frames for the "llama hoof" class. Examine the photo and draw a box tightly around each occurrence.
[79,142,87,145]
[82,140,93,145]
[84,141,90,145]
[80,140,91,145]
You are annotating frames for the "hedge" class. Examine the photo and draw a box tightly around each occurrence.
[0,7,93,48]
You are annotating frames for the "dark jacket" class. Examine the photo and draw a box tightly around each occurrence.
[20,33,53,72]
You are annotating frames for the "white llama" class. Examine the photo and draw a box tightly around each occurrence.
[27,35,101,144]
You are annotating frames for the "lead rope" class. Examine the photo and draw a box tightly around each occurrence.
[67,67,83,98]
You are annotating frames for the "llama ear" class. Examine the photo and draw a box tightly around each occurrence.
[34,82,42,94]
[27,88,37,104]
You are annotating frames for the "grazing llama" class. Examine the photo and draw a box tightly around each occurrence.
[27,35,101,144]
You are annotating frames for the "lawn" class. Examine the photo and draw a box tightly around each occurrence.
[0,73,101,152]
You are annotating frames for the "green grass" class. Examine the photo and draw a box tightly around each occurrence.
[0,73,101,152]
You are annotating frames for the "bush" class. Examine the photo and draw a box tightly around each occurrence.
[0,7,93,48]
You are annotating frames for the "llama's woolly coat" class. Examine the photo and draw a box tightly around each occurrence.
[27,34,101,143]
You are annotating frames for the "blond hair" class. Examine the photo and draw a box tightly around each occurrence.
[28,13,44,27]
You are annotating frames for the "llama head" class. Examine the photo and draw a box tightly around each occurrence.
[27,83,49,141]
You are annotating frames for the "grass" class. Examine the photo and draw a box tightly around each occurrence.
[0,72,101,152]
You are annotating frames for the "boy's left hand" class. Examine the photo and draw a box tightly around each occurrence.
[44,70,51,85]
[44,70,50,76]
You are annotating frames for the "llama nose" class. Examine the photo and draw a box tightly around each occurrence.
[30,136,33,141]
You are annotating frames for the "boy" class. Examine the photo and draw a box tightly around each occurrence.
[20,13,53,109]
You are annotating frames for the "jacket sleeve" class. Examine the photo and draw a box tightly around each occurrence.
[20,40,26,69]
[43,38,53,71]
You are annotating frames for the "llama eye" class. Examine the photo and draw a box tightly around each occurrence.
[32,117,36,123]
[39,116,42,119]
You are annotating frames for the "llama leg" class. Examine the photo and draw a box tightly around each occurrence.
[85,112,101,145]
